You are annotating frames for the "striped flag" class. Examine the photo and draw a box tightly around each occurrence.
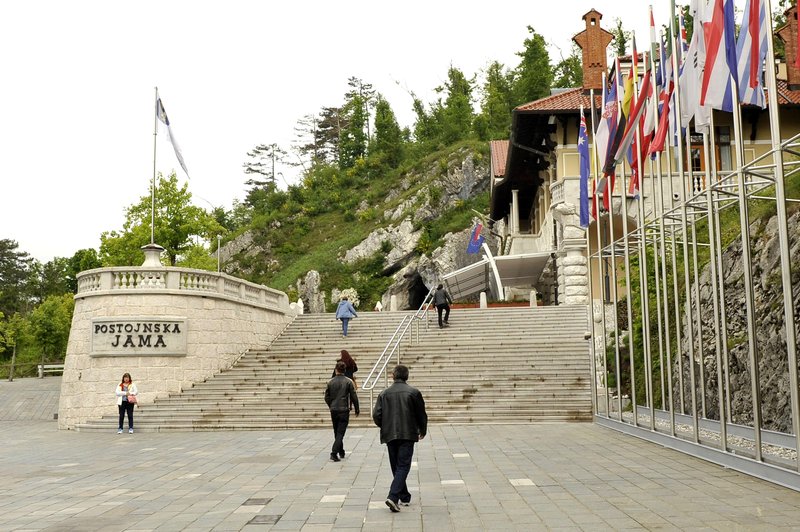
[681,0,711,133]
[156,97,190,177]
[579,106,590,228]
[700,0,738,112]
[736,0,768,108]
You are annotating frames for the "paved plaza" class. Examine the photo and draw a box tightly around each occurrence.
[3,378,800,530]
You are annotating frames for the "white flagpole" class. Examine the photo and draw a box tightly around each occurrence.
[152,86,159,246]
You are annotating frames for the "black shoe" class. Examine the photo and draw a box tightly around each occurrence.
[385,499,400,512]
[338,451,345,459]
[399,499,411,506]
[330,454,340,462]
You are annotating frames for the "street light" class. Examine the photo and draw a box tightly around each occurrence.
[217,234,222,273]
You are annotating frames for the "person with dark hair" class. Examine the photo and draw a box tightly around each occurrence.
[331,349,359,390]
[115,372,138,434]
[325,360,360,462]
[372,364,428,512]
[335,296,358,337]
[433,283,452,329]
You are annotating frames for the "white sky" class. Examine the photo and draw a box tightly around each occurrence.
[0,1,667,262]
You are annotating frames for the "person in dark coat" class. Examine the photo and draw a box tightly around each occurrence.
[331,349,358,389]
[372,364,428,512]
[325,361,360,462]
[433,284,453,329]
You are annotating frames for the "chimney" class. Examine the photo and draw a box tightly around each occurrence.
[572,9,614,91]
[777,5,800,90]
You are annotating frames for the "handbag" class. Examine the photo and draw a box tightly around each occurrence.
[127,395,137,404]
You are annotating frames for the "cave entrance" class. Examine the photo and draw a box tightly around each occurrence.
[406,273,430,310]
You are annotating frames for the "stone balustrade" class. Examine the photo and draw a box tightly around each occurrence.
[76,267,287,311]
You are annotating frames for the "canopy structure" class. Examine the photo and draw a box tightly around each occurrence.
[442,243,552,301]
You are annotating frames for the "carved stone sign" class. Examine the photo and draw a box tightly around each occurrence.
[91,317,187,356]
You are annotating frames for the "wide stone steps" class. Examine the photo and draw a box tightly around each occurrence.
[76,306,592,432]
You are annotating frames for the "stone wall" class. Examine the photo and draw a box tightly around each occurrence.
[59,267,294,430]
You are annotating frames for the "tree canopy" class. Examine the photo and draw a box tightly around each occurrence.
[99,173,224,267]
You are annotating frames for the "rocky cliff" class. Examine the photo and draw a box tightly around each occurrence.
[681,210,800,432]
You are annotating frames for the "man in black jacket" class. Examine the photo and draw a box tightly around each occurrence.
[325,361,359,462]
[372,364,428,512]
[433,283,452,328]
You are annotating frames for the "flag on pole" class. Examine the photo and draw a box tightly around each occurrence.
[466,223,484,254]
[681,0,711,133]
[579,106,591,228]
[593,65,618,216]
[650,30,675,156]
[736,0,768,108]
[156,97,190,177]
[612,67,652,165]
[700,0,738,112]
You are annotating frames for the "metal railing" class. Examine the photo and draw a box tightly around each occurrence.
[361,288,436,404]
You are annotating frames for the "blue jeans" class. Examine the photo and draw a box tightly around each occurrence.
[341,318,350,336]
[386,439,415,503]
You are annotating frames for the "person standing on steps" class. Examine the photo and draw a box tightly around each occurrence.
[325,361,360,461]
[433,283,452,329]
[335,295,358,337]
[115,372,138,434]
[373,364,428,512]
[331,349,358,390]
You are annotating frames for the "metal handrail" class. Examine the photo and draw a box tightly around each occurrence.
[362,287,437,405]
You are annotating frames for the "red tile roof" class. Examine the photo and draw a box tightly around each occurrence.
[490,140,509,178]
[514,80,800,114]
[515,89,601,113]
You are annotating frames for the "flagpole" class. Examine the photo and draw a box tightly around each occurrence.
[152,86,158,246]
[583,100,598,419]
[763,0,800,469]
[591,81,611,418]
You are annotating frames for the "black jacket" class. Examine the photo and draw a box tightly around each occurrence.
[325,374,359,414]
[433,288,452,306]
[372,380,427,444]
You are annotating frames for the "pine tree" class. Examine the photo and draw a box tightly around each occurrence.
[372,95,404,168]
[439,66,475,146]
[475,61,514,140]
[512,26,553,105]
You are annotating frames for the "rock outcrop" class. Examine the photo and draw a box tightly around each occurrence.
[680,210,800,432]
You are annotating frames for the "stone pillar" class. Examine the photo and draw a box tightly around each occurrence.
[479,292,488,309]
[390,295,398,312]
[552,200,589,306]
[511,190,520,235]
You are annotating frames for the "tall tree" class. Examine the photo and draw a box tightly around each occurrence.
[411,93,444,149]
[0,239,33,317]
[317,106,345,165]
[552,46,583,88]
[292,113,322,172]
[371,95,404,168]
[512,26,553,105]
[339,91,368,169]
[30,257,70,304]
[439,66,476,146]
[99,173,224,267]
[475,61,514,140]
[243,143,288,206]
[610,18,631,57]
[346,77,376,143]
[28,293,74,362]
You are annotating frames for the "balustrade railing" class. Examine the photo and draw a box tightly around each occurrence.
[75,266,289,311]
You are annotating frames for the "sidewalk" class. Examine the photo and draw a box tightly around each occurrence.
[3,378,800,530]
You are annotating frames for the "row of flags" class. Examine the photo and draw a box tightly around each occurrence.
[579,0,774,228]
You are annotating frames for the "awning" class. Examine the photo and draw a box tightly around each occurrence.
[442,244,552,301]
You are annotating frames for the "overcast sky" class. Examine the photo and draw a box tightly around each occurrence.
[1,1,666,262]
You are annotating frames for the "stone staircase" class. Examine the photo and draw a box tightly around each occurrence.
[75,306,592,432]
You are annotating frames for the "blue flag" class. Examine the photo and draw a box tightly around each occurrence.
[466,223,484,254]
[578,109,590,228]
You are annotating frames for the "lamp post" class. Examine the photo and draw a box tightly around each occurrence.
[217,234,222,273]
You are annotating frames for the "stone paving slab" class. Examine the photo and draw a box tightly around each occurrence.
[4,379,800,530]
